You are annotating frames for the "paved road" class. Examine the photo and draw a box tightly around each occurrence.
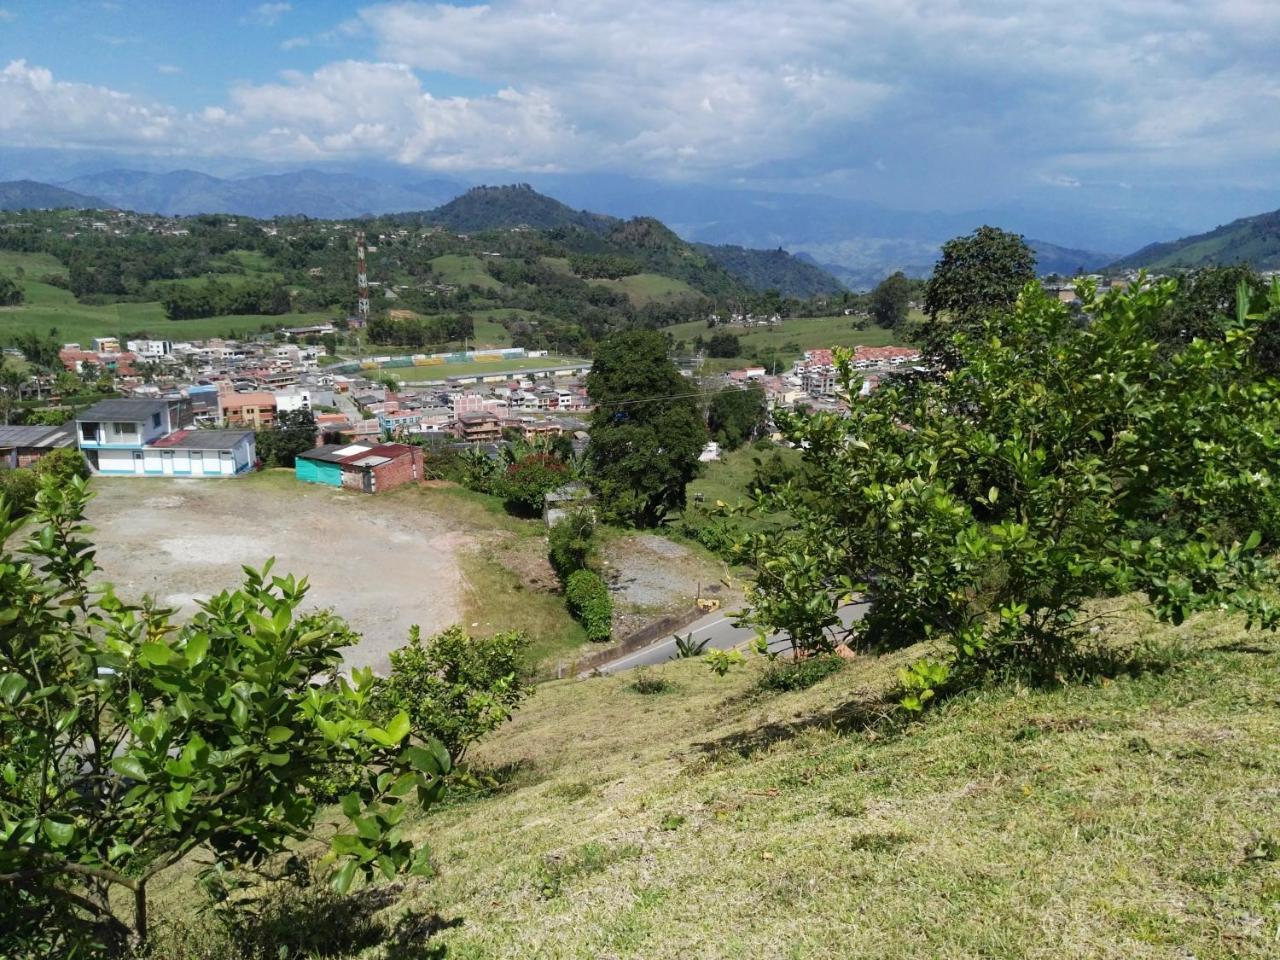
[591,601,869,675]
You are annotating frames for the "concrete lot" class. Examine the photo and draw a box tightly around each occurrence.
[85,474,464,672]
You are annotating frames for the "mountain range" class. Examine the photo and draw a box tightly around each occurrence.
[1109,208,1280,272]
[0,160,1275,286]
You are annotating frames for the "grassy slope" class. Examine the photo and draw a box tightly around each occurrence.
[430,254,502,291]
[591,273,702,305]
[399,609,1280,957]
[0,250,331,342]
[151,603,1280,959]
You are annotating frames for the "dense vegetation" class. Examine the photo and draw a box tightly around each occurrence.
[743,275,1280,707]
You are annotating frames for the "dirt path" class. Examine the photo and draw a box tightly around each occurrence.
[85,476,465,673]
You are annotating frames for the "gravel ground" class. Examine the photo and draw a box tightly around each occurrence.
[85,477,464,673]
[602,533,735,636]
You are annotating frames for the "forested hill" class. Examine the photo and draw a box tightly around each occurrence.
[695,243,845,296]
[0,180,103,211]
[404,184,618,234]
[396,184,846,296]
[1110,207,1280,271]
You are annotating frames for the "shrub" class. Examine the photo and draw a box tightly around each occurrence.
[756,655,846,693]
[629,668,674,694]
[33,447,90,484]
[548,508,596,581]
[372,624,531,764]
[565,569,613,642]
[499,452,566,515]
[0,478,450,950]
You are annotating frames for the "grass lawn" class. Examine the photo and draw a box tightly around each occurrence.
[592,273,701,305]
[149,603,1280,958]
[430,254,502,291]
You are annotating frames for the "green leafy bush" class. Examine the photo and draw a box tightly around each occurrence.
[372,624,531,765]
[744,277,1280,688]
[548,508,596,583]
[565,569,613,642]
[499,453,567,515]
[756,655,846,693]
[0,478,450,951]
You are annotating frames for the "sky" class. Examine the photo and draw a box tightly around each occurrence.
[0,0,1278,227]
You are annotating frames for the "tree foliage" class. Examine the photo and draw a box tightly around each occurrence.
[0,275,23,306]
[869,271,911,328]
[707,385,767,451]
[923,226,1037,365]
[548,509,597,582]
[0,479,450,950]
[586,330,707,526]
[371,625,530,765]
[706,331,742,358]
[498,452,567,515]
[255,409,317,469]
[742,279,1280,699]
[565,569,613,642]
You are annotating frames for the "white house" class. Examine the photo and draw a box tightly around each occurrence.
[75,398,254,478]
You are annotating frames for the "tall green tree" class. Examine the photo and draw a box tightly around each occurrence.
[707,385,767,451]
[869,271,912,328]
[742,279,1280,696]
[587,330,707,526]
[0,479,450,951]
[923,226,1037,365]
[255,409,318,468]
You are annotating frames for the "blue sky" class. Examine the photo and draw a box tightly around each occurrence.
[1,1,1278,229]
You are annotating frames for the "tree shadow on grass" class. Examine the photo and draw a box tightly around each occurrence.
[693,690,903,762]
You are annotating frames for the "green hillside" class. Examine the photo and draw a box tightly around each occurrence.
[1111,208,1280,271]
[695,242,847,296]
[148,605,1280,959]
[416,183,617,234]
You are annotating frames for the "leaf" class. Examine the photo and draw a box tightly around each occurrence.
[1244,530,1262,552]
[340,793,362,819]
[330,859,357,895]
[265,726,293,744]
[111,755,148,782]
[384,711,410,745]
[139,642,174,667]
[185,633,209,666]
[0,673,28,705]
[41,818,75,846]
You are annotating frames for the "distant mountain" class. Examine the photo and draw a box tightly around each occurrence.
[1029,239,1113,277]
[1109,208,1280,271]
[695,243,845,296]
[56,169,465,219]
[413,183,618,234]
[405,185,845,296]
[0,179,103,211]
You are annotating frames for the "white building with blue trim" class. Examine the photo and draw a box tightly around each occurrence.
[75,398,255,477]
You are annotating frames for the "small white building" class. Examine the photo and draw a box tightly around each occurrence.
[75,399,255,478]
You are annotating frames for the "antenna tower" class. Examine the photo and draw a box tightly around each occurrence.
[355,230,370,328]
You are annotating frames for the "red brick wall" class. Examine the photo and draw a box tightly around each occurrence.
[370,447,422,493]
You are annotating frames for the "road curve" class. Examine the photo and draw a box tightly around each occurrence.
[589,601,869,675]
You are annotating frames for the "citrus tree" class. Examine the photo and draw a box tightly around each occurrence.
[0,478,450,951]
[741,278,1280,697]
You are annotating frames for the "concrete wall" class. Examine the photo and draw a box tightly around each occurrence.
[94,442,251,477]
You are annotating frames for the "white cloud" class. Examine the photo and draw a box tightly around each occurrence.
[157,64,183,76]
[244,3,291,27]
[2,0,1280,198]
[0,60,193,149]
[0,8,15,22]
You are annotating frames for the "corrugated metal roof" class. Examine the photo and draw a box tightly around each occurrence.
[76,398,172,422]
[0,424,74,448]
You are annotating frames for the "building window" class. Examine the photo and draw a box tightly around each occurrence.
[151,413,161,429]
[110,422,138,441]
